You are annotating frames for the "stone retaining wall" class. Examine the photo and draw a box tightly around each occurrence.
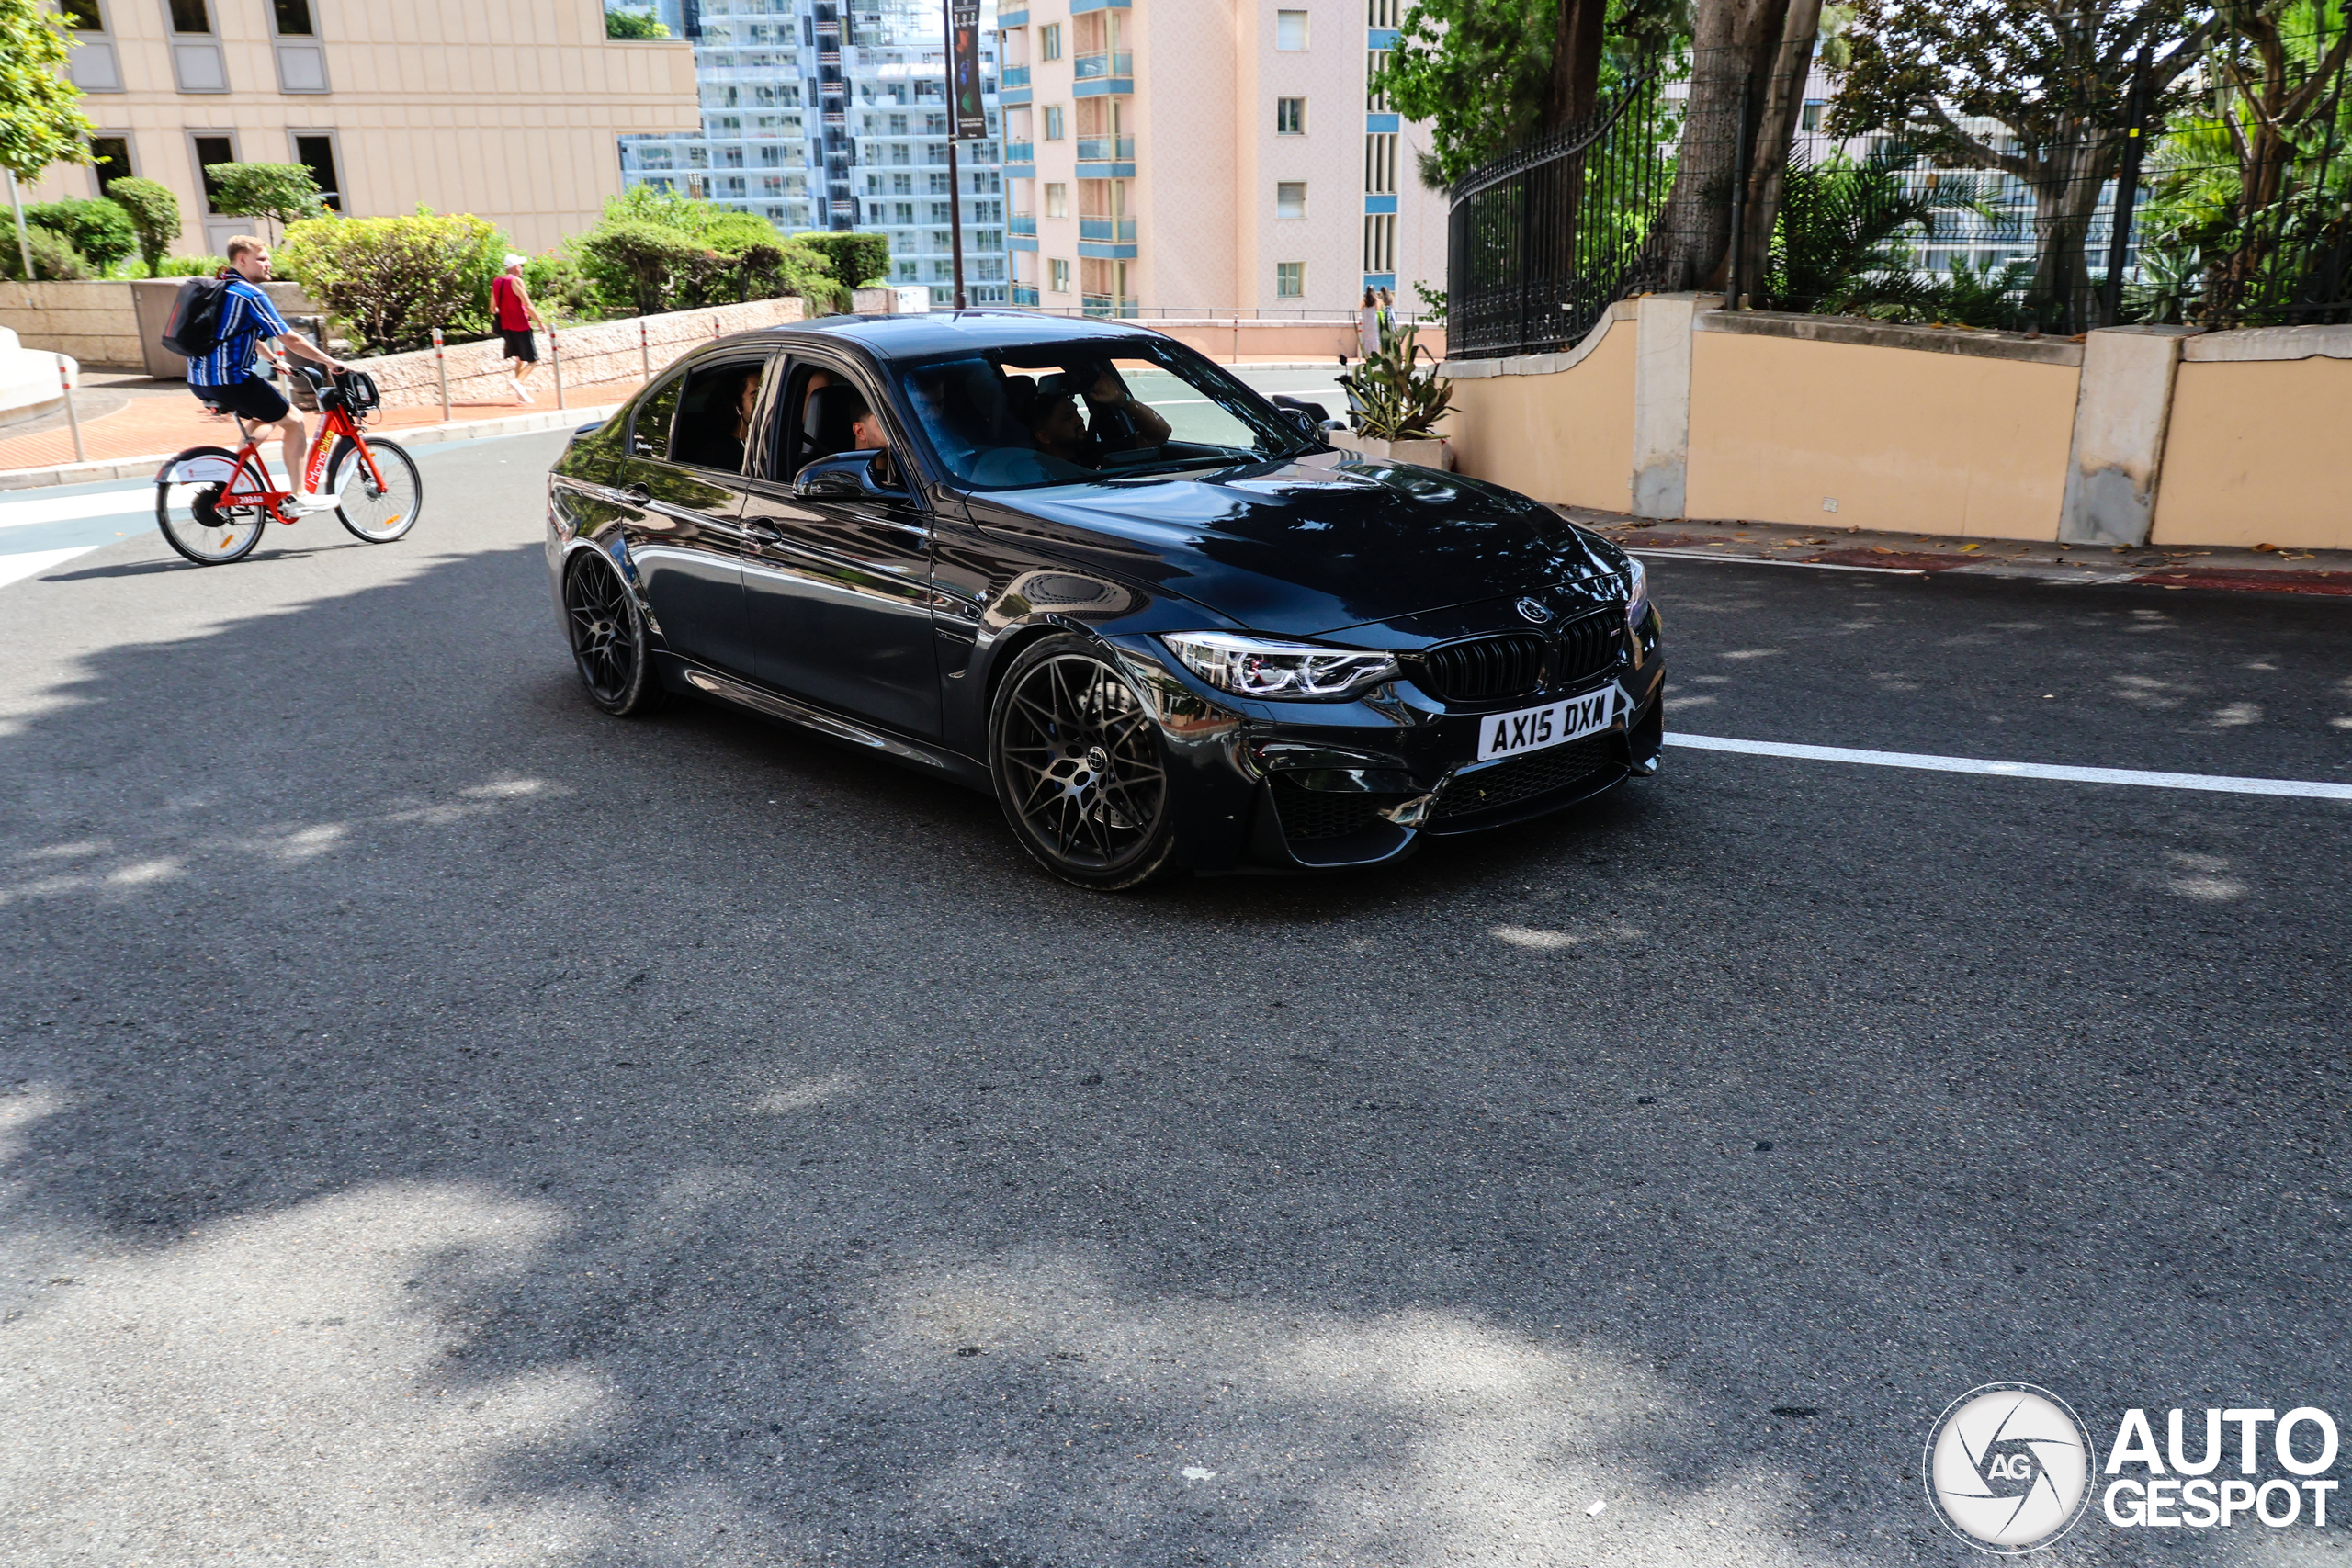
[1,279,318,372]
[356,296,808,410]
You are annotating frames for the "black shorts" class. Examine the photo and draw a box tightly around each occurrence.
[194,375,290,424]
[501,329,538,363]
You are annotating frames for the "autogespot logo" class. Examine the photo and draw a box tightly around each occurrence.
[1924,1383,2094,1553]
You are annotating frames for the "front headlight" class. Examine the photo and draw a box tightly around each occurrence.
[1623,556,1650,631]
[1160,631,1398,700]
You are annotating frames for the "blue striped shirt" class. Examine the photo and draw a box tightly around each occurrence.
[185,276,292,388]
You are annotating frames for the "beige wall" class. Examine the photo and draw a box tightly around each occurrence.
[30,0,697,256]
[1442,319,1636,513]
[1684,332,2080,539]
[2151,356,2352,551]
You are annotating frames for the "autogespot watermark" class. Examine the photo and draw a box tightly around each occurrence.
[1926,1385,2343,1553]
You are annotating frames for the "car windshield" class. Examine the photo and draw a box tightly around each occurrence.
[889,338,1314,491]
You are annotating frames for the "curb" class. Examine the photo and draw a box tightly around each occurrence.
[0,403,621,492]
[1625,544,2352,594]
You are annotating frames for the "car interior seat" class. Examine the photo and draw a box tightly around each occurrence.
[802,382,865,462]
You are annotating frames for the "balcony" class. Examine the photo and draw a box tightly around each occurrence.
[1001,64,1030,88]
[1073,51,1132,80]
[1002,140,1035,164]
[1074,135,1134,162]
[1079,217,1136,242]
[1012,284,1041,307]
[1081,293,1139,319]
[1009,213,1036,235]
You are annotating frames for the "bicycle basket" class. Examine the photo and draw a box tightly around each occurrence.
[336,369,381,413]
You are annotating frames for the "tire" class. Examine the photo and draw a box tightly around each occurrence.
[155,446,266,566]
[561,547,662,716]
[989,634,1180,891]
[328,436,422,543]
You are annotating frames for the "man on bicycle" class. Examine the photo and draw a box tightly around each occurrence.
[187,235,346,512]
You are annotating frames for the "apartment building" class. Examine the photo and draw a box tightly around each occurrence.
[999,0,1445,316]
[26,0,699,255]
[615,0,1012,306]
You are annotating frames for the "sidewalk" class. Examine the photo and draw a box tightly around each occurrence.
[0,375,641,491]
[1569,508,2352,597]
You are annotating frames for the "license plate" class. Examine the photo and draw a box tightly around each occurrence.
[1475,686,1620,761]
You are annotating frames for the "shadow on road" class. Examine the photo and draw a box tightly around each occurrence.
[1,540,2344,1565]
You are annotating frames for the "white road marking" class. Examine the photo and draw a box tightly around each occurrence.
[0,484,156,531]
[1631,548,1924,576]
[1667,732,2352,800]
[0,547,102,589]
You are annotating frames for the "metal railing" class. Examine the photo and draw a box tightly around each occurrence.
[1074,51,1132,81]
[1002,139,1035,164]
[1079,216,1137,242]
[1012,284,1041,306]
[1001,63,1030,88]
[1075,135,1136,162]
[1009,213,1036,236]
[1082,293,1141,318]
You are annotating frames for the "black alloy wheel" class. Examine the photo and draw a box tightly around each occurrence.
[989,635,1178,890]
[562,549,662,716]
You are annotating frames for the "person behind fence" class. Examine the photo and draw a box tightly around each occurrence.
[492,254,547,404]
[186,236,346,512]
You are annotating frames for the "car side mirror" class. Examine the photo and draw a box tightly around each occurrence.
[1283,408,1318,438]
[794,450,904,499]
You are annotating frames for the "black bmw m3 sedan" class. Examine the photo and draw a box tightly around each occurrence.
[546,310,1663,889]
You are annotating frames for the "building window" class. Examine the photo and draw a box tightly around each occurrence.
[168,0,210,31]
[88,135,134,193]
[292,131,341,210]
[1043,105,1064,140]
[1276,181,1306,219]
[1367,51,1390,111]
[1363,212,1396,273]
[1276,262,1305,298]
[1045,181,1069,218]
[273,0,314,34]
[1368,0,1399,24]
[62,0,103,26]
[191,133,234,210]
[1039,22,1062,60]
[1049,257,1071,293]
[1276,97,1306,135]
[888,112,908,135]
[1364,132,1396,194]
[1276,10,1307,50]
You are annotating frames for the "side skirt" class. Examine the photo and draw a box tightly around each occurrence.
[659,655,991,792]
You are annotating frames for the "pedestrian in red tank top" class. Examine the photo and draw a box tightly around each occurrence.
[492,254,546,403]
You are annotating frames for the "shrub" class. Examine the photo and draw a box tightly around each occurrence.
[155,254,228,277]
[605,7,669,38]
[790,230,891,289]
[203,161,328,234]
[1,226,92,281]
[523,250,599,322]
[576,218,706,316]
[23,197,137,273]
[276,211,505,353]
[104,177,182,275]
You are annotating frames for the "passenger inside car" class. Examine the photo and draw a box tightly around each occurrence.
[672,361,766,472]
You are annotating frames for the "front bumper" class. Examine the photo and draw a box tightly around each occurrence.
[1110,608,1666,872]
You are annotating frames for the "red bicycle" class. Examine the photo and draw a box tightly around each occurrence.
[154,367,423,566]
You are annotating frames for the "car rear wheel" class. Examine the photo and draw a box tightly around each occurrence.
[989,636,1178,890]
[562,548,662,716]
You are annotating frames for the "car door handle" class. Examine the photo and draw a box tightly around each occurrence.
[617,484,651,505]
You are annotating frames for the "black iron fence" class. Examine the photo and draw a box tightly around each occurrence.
[1449,32,2352,358]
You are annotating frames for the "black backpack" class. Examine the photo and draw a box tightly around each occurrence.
[160,276,230,359]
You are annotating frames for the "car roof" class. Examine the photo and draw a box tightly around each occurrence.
[741,309,1167,363]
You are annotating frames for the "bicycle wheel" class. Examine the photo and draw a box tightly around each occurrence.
[328,436,423,543]
[155,446,267,565]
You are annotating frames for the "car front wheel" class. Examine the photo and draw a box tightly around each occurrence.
[989,635,1179,890]
[562,548,662,716]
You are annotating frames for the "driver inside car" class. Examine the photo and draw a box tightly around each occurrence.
[1020,364,1171,469]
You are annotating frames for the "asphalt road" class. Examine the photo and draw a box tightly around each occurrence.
[3,431,2348,1568]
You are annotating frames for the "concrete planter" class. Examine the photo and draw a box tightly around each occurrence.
[1325,428,1454,469]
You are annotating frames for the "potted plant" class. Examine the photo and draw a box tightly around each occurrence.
[1330,321,1453,467]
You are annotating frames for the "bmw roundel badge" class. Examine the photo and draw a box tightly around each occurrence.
[1516,596,1555,625]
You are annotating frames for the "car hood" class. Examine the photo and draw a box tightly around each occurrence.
[965,450,1631,637]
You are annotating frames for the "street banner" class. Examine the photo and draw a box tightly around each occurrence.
[949,1,986,140]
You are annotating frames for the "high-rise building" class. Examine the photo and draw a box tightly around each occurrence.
[616,0,1011,305]
[998,0,1446,316]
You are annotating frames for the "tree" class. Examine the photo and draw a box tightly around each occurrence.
[0,0,95,277]
[605,8,671,39]
[1830,0,2210,328]
[1380,0,1560,185]
[105,175,181,274]
[204,161,327,239]
[24,195,133,271]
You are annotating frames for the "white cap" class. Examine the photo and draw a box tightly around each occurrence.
[503,253,529,268]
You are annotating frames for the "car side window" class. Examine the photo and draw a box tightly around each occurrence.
[671,356,771,474]
[770,359,876,479]
[629,374,684,460]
